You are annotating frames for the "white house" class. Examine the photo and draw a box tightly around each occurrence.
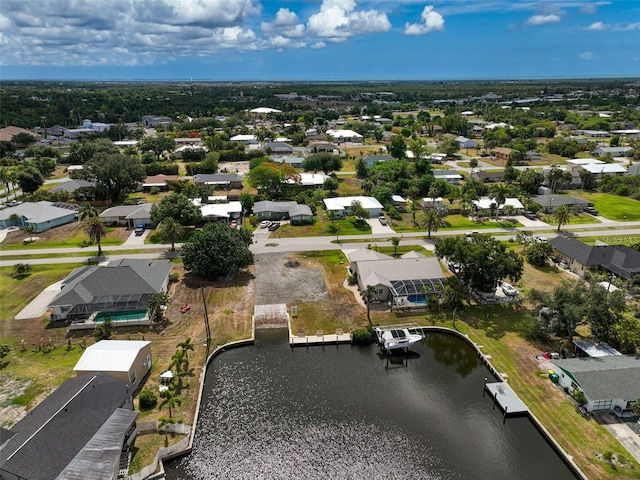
[193,199,242,222]
[326,129,363,144]
[472,196,524,214]
[74,340,152,387]
[323,196,383,217]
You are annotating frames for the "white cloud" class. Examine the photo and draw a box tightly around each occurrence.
[612,22,640,31]
[404,5,445,35]
[312,41,327,49]
[160,0,261,27]
[306,0,391,41]
[525,14,561,26]
[268,35,305,49]
[261,8,305,38]
[585,21,605,30]
[580,3,599,15]
[579,51,594,60]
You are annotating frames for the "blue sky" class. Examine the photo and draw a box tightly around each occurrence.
[1,0,638,81]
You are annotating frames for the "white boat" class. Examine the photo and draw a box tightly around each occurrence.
[375,327,423,351]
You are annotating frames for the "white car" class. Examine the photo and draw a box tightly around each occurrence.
[259,221,271,228]
[500,282,519,296]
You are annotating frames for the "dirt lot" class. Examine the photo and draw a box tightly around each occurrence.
[254,252,328,305]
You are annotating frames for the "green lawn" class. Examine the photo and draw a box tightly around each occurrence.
[541,212,601,226]
[336,177,363,196]
[392,213,521,233]
[277,217,371,238]
[1,227,125,250]
[572,192,640,221]
[367,245,434,257]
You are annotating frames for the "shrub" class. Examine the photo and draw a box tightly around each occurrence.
[347,274,357,286]
[352,328,373,345]
[169,272,180,282]
[150,187,161,195]
[248,215,259,227]
[12,263,32,278]
[139,388,158,410]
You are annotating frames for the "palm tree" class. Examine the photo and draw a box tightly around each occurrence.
[78,204,98,221]
[0,167,11,202]
[362,285,376,326]
[84,216,107,256]
[409,199,420,225]
[158,416,176,447]
[390,236,402,256]
[630,399,640,415]
[553,205,572,232]
[177,337,194,370]
[469,157,478,175]
[160,389,181,418]
[422,208,445,239]
[158,218,185,251]
[489,183,509,219]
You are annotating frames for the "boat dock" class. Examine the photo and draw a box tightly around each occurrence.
[485,381,529,416]
[289,330,352,347]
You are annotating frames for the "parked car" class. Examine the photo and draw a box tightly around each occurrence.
[522,211,538,220]
[230,220,238,228]
[268,222,280,231]
[134,224,145,236]
[259,220,271,228]
[584,207,599,216]
[500,281,519,296]
[535,236,548,243]
[379,216,387,226]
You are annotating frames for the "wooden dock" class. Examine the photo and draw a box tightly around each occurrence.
[485,381,529,416]
[289,332,352,347]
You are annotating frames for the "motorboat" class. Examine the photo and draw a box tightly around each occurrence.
[375,327,423,351]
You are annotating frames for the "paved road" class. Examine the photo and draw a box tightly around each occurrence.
[2,218,640,266]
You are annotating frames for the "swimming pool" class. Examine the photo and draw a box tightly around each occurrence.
[93,309,148,323]
[407,294,426,304]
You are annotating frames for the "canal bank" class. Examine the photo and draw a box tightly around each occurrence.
[161,328,585,480]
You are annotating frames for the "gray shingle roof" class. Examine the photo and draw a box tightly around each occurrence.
[254,201,298,214]
[551,355,640,401]
[289,204,313,217]
[551,237,640,279]
[50,180,95,193]
[193,173,242,184]
[532,195,589,208]
[0,374,133,480]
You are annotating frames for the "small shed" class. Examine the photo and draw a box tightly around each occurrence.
[74,340,152,387]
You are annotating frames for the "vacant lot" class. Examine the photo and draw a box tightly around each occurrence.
[2,221,129,250]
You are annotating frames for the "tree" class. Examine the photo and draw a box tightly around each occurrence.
[78,204,98,221]
[489,183,509,219]
[0,167,12,202]
[362,285,376,326]
[552,205,572,232]
[148,292,171,323]
[469,158,478,174]
[630,399,640,416]
[93,318,114,341]
[177,337,194,370]
[422,208,445,239]
[16,166,45,194]
[75,153,145,203]
[84,216,107,256]
[388,135,407,159]
[158,218,185,251]
[12,263,32,279]
[441,276,466,310]
[355,158,368,178]
[182,222,253,280]
[158,416,176,447]
[160,389,181,418]
[150,193,201,227]
[525,241,553,267]
[301,153,342,174]
[246,162,299,199]
[439,138,460,157]
[323,176,339,193]
[0,344,11,362]
[435,235,524,297]
[11,132,36,146]
[349,200,370,223]
[138,135,176,161]
[239,192,254,214]
[390,236,402,256]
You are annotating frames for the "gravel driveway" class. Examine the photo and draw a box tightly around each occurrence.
[254,252,327,305]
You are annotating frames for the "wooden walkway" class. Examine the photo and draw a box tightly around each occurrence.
[485,382,529,416]
[289,332,352,347]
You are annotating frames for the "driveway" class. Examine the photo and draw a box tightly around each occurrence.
[368,218,396,235]
[122,229,150,246]
[517,215,550,228]
[15,280,64,320]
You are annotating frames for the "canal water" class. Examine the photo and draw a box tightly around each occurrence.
[166,329,578,480]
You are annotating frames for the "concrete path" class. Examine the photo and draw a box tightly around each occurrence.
[0,227,19,244]
[122,229,150,246]
[15,280,64,319]
[367,218,396,235]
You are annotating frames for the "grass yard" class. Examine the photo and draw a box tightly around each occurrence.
[366,244,434,257]
[1,222,128,250]
[572,192,640,221]
[391,212,521,233]
[277,215,371,238]
[578,234,640,247]
[336,176,364,196]
[541,212,601,226]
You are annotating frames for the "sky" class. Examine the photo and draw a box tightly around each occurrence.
[1,0,639,81]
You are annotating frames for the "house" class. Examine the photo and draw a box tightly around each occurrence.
[74,340,152,387]
[273,156,304,168]
[196,200,242,222]
[193,173,243,190]
[229,134,258,146]
[253,201,313,224]
[364,154,393,166]
[308,141,338,154]
[628,163,640,176]
[391,195,407,210]
[455,136,476,149]
[573,339,622,358]
[349,249,445,309]
[99,204,152,228]
[173,144,207,159]
[290,173,329,189]
[48,259,172,325]
[326,129,363,144]
[531,194,589,213]
[323,196,383,218]
[142,174,185,192]
[433,170,463,185]
[580,163,627,178]
[492,147,513,161]
[49,180,95,194]
[593,146,635,158]
[472,196,524,215]
[0,126,41,143]
[142,115,172,127]
[248,107,282,115]
[263,142,294,155]
[471,170,505,183]
[421,197,444,208]
[0,201,78,232]
[551,355,640,412]
[0,373,137,480]
[550,236,640,280]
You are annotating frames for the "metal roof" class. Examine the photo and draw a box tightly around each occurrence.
[74,340,151,373]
